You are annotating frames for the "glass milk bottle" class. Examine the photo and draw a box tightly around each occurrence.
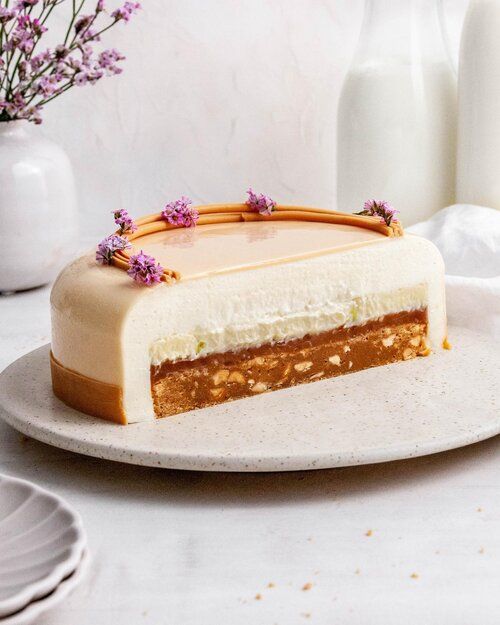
[457,0,500,209]
[337,0,456,225]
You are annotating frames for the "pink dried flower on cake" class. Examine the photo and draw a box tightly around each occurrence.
[95,234,131,265]
[127,251,164,286]
[355,200,398,226]
[113,208,137,234]
[246,188,276,215]
[161,196,199,228]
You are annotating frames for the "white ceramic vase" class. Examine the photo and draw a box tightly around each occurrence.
[0,121,78,292]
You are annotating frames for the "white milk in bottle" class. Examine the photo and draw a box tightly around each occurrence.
[457,0,500,209]
[337,0,457,225]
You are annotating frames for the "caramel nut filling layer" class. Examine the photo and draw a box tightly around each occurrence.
[151,309,428,419]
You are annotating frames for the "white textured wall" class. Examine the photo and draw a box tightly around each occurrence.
[42,0,469,236]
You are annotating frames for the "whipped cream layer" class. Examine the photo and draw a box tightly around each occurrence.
[149,285,427,365]
[51,221,446,423]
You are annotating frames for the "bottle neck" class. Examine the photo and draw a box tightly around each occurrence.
[354,0,450,66]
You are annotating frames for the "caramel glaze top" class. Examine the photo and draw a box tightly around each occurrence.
[111,204,404,284]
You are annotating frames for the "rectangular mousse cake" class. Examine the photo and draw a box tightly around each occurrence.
[50,205,447,424]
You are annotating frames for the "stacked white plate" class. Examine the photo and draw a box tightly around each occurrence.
[0,474,89,625]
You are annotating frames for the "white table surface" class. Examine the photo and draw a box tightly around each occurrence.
[0,285,499,625]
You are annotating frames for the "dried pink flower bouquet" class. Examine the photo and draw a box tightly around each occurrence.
[0,0,141,124]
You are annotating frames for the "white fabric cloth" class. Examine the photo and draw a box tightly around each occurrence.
[408,204,500,338]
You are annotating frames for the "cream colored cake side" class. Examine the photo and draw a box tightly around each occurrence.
[50,233,446,424]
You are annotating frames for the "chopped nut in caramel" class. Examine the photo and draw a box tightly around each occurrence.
[228,371,245,384]
[310,371,324,380]
[382,334,395,347]
[294,361,313,372]
[251,382,268,393]
[212,369,229,385]
[403,348,413,360]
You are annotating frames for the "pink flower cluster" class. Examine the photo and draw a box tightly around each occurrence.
[246,188,276,216]
[0,1,141,124]
[161,196,199,228]
[111,1,140,21]
[356,199,399,226]
[97,208,165,286]
[127,251,164,286]
[95,233,130,265]
[113,208,137,234]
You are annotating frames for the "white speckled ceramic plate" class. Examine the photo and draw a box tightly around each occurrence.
[0,327,498,472]
[1,550,90,625]
[0,475,87,618]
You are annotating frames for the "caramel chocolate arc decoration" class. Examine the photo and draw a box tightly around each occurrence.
[111,204,404,283]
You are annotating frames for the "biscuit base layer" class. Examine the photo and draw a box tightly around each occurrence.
[151,310,428,419]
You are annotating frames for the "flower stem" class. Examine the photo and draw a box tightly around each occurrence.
[63,0,85,46]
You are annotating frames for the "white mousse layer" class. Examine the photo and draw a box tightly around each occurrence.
[149,285,427,365]
[51,231,446,423]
